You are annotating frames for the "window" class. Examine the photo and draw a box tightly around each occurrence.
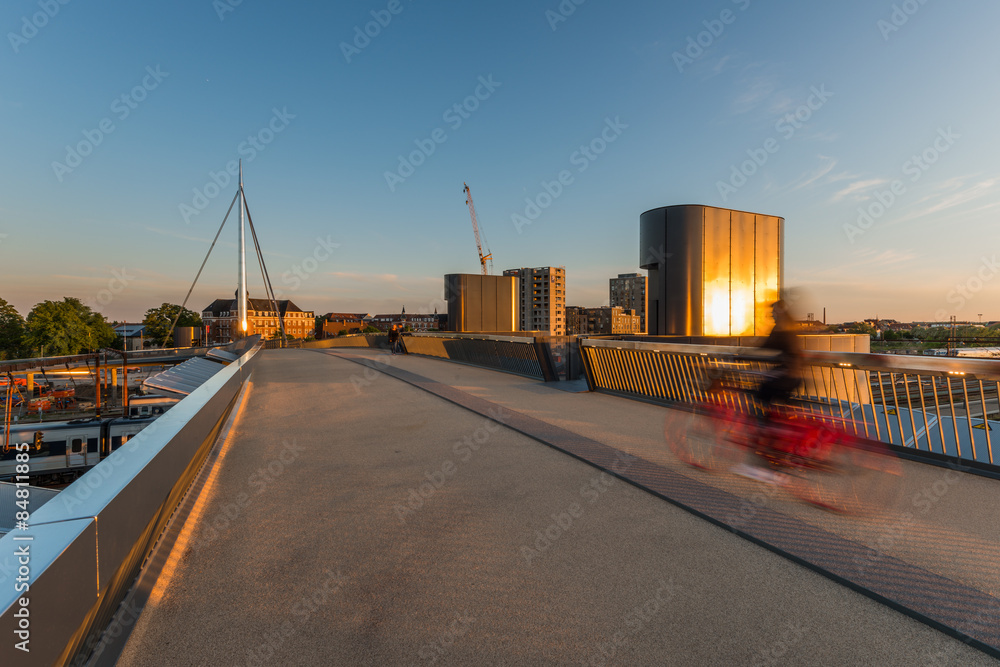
[71,437,83,454]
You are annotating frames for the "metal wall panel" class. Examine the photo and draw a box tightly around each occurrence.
[664,206,704,336]
[445,274,465,332]
[754,215,780,335]
[702,207,731,336]
[730,210,756,336]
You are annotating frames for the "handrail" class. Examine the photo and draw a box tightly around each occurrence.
[0,338,262,666]
[580,338,1000,468]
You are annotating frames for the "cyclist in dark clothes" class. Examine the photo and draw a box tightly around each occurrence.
[756,300,803,414]
[738,300,804,479]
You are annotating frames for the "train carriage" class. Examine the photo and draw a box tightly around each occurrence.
[1,415,158,484]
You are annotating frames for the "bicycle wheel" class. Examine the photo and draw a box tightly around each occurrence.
[788,434,903,515]
[666,407,747,472]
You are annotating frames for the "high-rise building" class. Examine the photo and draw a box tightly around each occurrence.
[610,273,647,333]
[565,306,640,335]
[565,306,583,335]
[503,267,566,335]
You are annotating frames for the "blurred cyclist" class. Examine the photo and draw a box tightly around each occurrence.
[737,300,803,480]
[756,300,803,416]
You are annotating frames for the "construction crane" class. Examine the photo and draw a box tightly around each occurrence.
[463,182,493,275]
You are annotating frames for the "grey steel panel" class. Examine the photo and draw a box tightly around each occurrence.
[638,207,666,270]
[0,483,60,536]
[206,349,238,362]
[0,518,98,667]
[141,357,227,396]
[445,274,465,332]
[665,205,704,336]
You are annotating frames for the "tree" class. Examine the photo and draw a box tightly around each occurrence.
[23,298,115,356]
[143,303,203,347]
[0,298,25,360]
[846,322,876,337]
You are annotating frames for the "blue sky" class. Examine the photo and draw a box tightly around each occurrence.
[1,0,998,323]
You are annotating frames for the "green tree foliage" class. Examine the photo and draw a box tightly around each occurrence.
[0,298,25,360]
[23,298,115,356]
[142,303,203,347]
[845,322,876,337]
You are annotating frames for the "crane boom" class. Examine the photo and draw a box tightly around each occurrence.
[463,182,492,275]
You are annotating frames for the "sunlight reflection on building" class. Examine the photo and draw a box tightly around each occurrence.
[640,205,783,337]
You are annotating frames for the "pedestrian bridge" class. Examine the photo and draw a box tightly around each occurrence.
[4,345,1000,665]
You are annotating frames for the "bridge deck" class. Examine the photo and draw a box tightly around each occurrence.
[118,349,999,665]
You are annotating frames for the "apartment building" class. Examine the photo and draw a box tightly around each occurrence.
[609,273,647,334]
[503,266,566,335]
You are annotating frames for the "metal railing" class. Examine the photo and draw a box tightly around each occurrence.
[580,338,999,468]
[302,333,388,350]
[0,339,262,666]
[403,333,555,380]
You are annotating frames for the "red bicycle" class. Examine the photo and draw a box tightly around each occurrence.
[667,369,903,514]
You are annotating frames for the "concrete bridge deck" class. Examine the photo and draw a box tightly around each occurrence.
[117,349,1000,665]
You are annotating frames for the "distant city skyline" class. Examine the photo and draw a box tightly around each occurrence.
[2,2,998,324]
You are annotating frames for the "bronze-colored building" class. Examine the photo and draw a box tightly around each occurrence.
[444,274,517,332]
[640,205,783,336]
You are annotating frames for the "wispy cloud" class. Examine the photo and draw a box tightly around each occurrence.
[731,74,778,115]
[884,175,1000,227]
[828,178,890,203]
[763,155,839,196]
